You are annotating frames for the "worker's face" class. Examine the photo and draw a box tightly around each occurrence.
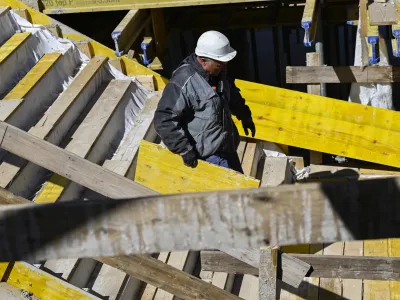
[199,57,227,76]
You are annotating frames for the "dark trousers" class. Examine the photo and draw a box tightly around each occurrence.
[204,152,244,174]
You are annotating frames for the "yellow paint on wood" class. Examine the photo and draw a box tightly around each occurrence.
[232,97,400,168]
[135,140,259,194]
[0,0,50,24]
[236,79,400,132]
[0,262,9,279]
[364,239,390,300]
[6,262,96,299]
[34,175,68,204]
[4,53,61,100]
[0,32,31,64]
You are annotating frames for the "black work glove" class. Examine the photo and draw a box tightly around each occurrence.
[242,118,256,137]
[181,149,198,168]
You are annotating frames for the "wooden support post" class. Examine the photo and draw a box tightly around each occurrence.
[259,247,279,300]
[301,0,318,46]
[306,52,323,165]
[44,24,63,38]
[112,9,150,55]
[360,0,368,37]
[151,8,167,58]
[368,1,397,25]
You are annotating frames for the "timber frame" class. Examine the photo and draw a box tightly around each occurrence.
[1,0,400,300]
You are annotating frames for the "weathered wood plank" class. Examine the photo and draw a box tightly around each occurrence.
[259,247,278,300]
[0,121,154,199]
[0,174,399,261]
[201,251,400,280]
[286,66,400,83]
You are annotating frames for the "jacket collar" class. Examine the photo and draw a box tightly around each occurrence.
[182,53,211,82]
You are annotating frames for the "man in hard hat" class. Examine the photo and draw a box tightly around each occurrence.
[154,30,255,173]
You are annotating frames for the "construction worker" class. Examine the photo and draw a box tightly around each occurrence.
[154,30,255,173]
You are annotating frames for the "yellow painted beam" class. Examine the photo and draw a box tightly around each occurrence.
[135,140,259,194]
[0,0,167,90]
[234,80,400,168]
[39,0,265,14]
[235,79,400,132]
[0,32,31,64]
[4,53,61,100]
[5,262,97,299]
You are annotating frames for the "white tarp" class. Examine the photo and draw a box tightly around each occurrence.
[0,9,20,45]
[348,14,393,109]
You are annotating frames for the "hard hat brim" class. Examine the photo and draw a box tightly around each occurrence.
[195,46,237,62]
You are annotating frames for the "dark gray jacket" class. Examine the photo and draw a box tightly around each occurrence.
[154,53,252,158]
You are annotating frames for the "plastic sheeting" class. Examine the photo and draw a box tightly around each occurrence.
[348,15,393,109]
[0,9,20,46]
[0,11,152,199]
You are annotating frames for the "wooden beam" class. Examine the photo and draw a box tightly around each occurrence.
[301,0,318,46]
[0,189,240,300]
[3,53,61,100]
[151,8,167,57]
[368,2,397,25]
[112,10,150,55]
[0,161,399,261]
[306,52,323,166]
[41,0,269,14]
[259,247,278,300]
[234,80,400,168]
[74,41,93,58]
[0,32,31,64]
[286,66,400,83]
[201,251,400,280]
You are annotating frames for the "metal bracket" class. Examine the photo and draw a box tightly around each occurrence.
[111,31,123,57]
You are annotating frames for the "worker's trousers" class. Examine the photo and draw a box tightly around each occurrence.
[205,152,244,174]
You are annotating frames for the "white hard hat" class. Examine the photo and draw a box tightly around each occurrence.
[195,30,237,62]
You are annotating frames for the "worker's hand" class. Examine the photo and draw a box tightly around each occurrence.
[242,118,256,137]
[181,149,198,168]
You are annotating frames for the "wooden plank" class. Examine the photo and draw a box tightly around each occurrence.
[0,32,31,64]
[5,262,98,300]
[0,6,10,17]
[233,92,400,169]
[136,74,155,91]
[360,0,368,37]
[4,123,400,258]
[306,52,323,165]
[363,239,390,300]
[135,140,260,193]
[140,252,169,299]
[41,0,268,14]
[109,57,126,74]
[12,8,30,21]
[112,9,150,54]
[319,242,344,299]
[261,157,292,187]
[74,40,93,58]
[286,66,400,83]
[368,2,397,25]
[96,256,240,300]
[0,121,154,199]
[259,247,278,300]
[201,251,400,280]
[301,0,318,46]
[3,53,61,100]
[151,8,167,57]
[342,241,363,300]
[236,79,400,132]
[389,239,400,300]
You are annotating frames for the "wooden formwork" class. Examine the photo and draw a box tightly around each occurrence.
[1,2,400,300]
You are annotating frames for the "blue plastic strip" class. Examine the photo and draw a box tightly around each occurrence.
[141,42,152,66]
[393,30,400,57]
[301,21,313,47]
[367,36,380,64]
